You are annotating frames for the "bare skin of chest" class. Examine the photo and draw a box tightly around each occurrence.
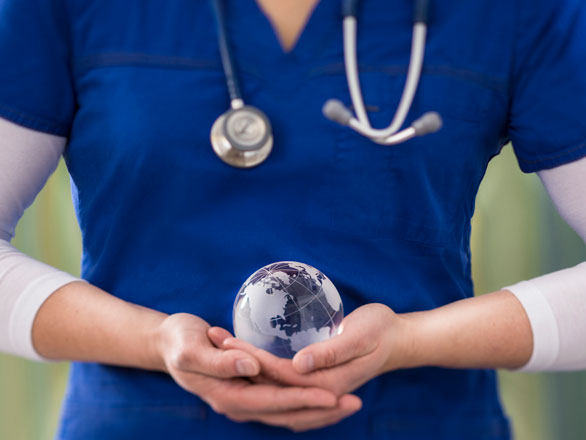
[255,0,320,52]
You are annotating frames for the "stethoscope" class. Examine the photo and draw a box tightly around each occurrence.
[210,0,443,169]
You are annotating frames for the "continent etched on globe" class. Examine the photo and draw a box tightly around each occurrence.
[233,261,344,358]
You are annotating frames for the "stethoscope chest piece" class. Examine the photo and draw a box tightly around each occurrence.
[210,104,273,168]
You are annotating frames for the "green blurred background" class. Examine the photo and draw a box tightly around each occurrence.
[0,145,585,439]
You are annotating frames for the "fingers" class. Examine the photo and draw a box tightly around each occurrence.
[292,320,376,374]
[205,347,261,378]
[227,394,363,432]
[208,326,234,348]
[169,338,260,379]
[222,337,316,387]
[202,327,260,378]
[160,315,260,379]
[222,332,380,397]
[208,381,338,415]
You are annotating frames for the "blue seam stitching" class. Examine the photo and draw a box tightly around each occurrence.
[74,53,220,75]
[73,53,508,92]
[519,140,586,166]
[308,63,507,92]
[0,103,69,135]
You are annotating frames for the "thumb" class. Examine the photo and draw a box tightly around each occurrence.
[292,325,375,374]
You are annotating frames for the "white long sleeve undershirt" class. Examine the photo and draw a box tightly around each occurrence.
[505,157,586,371]
[0,116,584,370]
[0,118,83,360]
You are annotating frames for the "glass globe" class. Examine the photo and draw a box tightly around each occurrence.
[233,261,344,358]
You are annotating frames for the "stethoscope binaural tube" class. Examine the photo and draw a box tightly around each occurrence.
[323,0,443,145]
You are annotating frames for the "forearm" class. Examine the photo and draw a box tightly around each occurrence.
[397,290,533,370]
[398,157,586,372]
[32,281,168,371]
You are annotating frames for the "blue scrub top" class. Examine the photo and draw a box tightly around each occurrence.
[1,0,586,438]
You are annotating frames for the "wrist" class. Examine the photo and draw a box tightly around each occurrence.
[139,307,169,372]
[373,304,424,373]
[398,311,434,369]
[382,310,433,372]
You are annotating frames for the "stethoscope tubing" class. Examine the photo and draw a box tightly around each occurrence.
[345,20,427,141]
[211,0,243,105]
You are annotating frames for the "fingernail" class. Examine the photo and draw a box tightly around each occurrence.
[296,353,314,373]
[236,359,257,376]
[223,337,236,347]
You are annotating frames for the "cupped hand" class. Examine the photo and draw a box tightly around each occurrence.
[212,303,409,397]
[157,313,361,431]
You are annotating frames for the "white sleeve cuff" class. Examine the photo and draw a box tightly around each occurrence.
[9,271,83,362]
[0,239,85,362]
[504,280,560,372]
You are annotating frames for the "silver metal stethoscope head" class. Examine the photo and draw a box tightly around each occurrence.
[323,0,443,145]
[209,0,274,168]
[211,99,273,168]
[210,0,442,169]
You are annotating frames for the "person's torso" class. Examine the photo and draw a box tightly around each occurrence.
[60,0,513,438]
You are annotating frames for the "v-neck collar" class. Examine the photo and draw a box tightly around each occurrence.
[230,0,340,66]
[255,0,322,55]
